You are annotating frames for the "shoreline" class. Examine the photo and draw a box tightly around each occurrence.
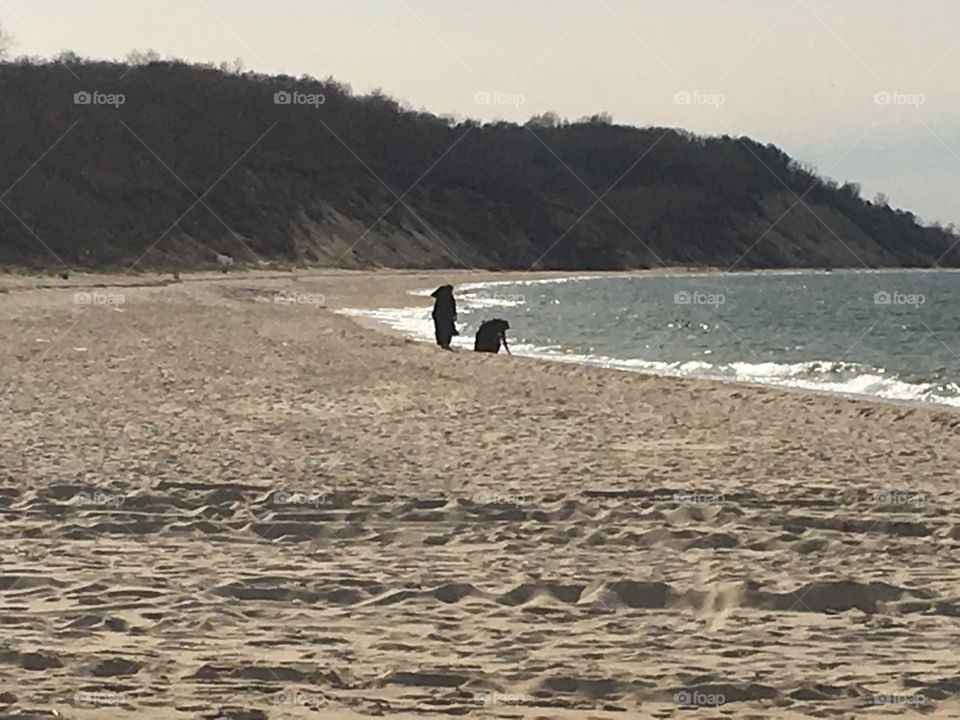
[332,269,960,415]
[3,266,956,413]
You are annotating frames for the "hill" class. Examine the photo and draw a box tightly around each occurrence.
[1,58,957,272]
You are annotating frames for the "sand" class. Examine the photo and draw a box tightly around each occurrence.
[2,268,959,719]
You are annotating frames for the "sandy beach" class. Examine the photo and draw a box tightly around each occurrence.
[2,268,959,719]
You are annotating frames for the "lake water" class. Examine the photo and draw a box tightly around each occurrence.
[344,270,960,408]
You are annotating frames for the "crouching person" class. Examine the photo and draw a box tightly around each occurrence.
[474,319,511,354]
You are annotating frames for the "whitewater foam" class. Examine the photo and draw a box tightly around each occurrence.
[340,276,960,410]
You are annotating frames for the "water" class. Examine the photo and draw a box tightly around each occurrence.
[342,270,960,409]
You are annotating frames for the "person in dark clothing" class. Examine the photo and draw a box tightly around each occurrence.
[430,285,458,349]
[474,319,511,354]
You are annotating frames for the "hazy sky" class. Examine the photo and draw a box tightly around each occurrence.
[3,0,959,226]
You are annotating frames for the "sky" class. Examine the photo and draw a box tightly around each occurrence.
[2,0,959,226]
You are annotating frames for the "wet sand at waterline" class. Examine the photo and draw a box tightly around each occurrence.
[2,269,959,719]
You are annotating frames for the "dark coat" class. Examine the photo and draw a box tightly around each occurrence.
[431,285,457,348]
[474,319,510,353]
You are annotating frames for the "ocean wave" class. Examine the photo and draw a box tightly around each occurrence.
[456,275,606,289]
[420,268,960,298]
[518,346,960,408]
[407,275,607,297]
[458,295,527,309]
[728,360,863,379]
[338,304,960,409]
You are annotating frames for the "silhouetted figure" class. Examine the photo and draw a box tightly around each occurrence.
[474,319,511,354]
[431,285,457,349]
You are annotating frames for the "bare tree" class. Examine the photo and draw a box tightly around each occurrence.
[218,56,245,75]
[575,112,614,125]
[525,111,562,128]
[126,49,161,66]
[0,25,14,59]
